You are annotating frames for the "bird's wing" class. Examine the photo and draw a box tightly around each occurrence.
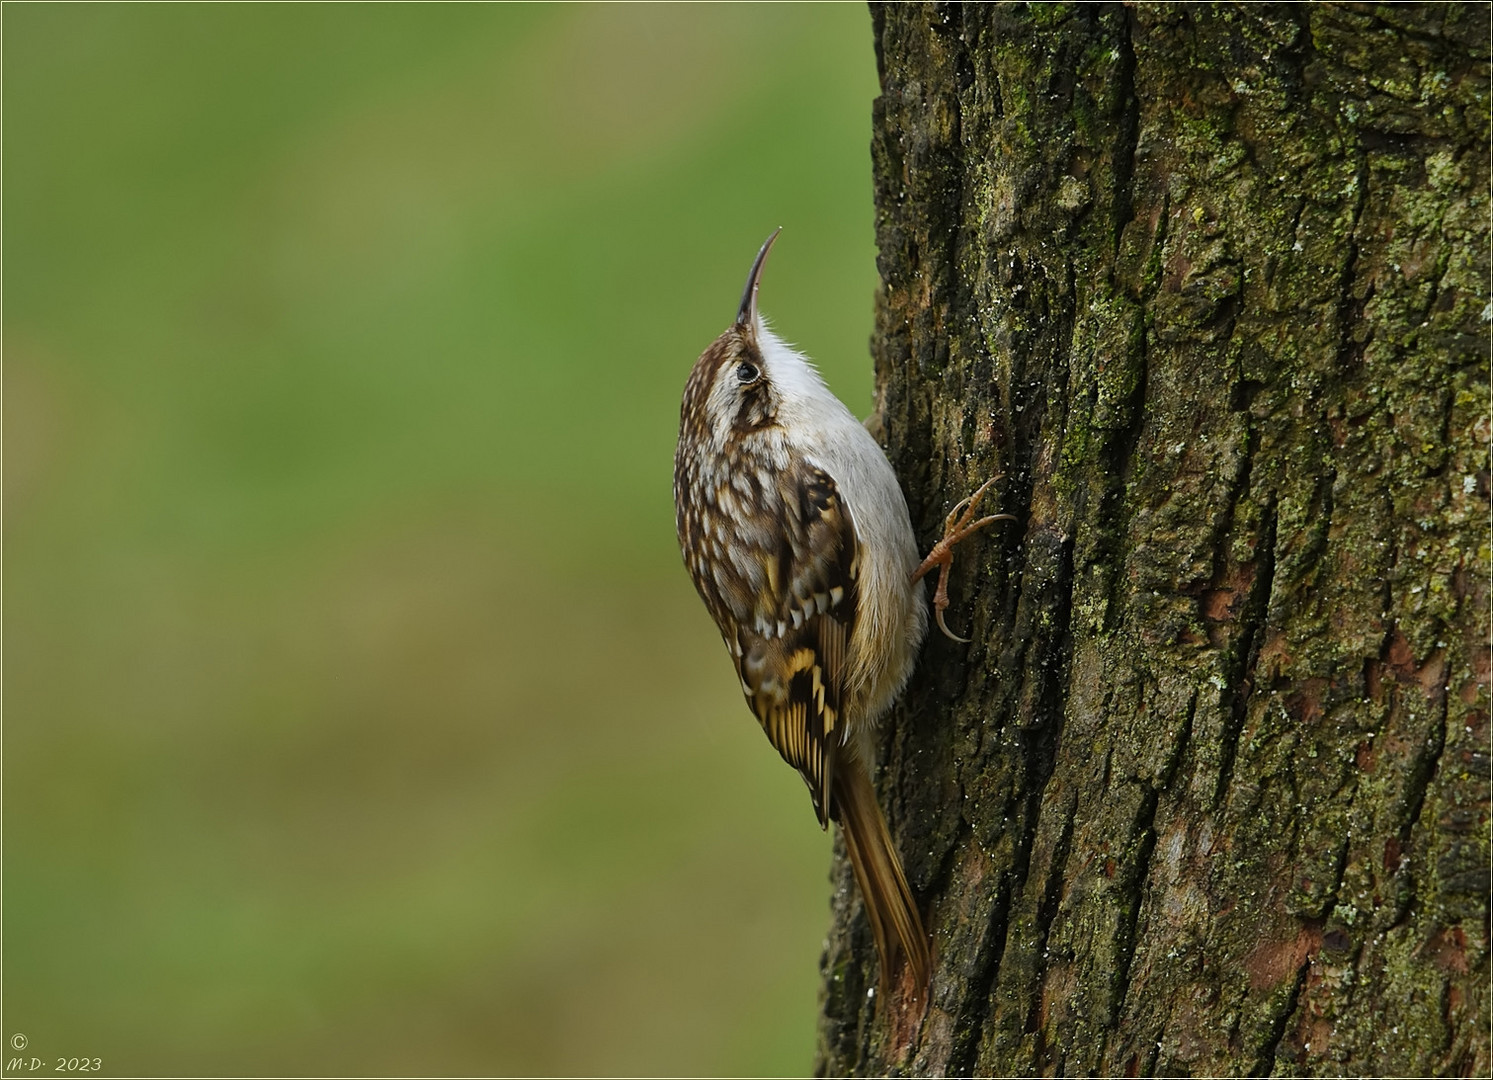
[734,466,859,826]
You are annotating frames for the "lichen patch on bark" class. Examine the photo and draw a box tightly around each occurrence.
[818,4,1489,1076]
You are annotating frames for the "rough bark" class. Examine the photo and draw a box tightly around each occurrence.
[817,4,1489,1076]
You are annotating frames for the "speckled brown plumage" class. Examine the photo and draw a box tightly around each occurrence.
[672,232,1010,1002]
[676,382,857,820]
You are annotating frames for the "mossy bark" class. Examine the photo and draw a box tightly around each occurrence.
[818,4,1489,1075]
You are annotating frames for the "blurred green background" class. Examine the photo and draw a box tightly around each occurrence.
[4,5,882,1075]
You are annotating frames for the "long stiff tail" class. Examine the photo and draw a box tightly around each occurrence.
[832,762,932,999]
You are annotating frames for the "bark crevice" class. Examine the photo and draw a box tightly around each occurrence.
[1213,497,1278,812]
[1251,951,1314,1078]
[821,5,1488,1075]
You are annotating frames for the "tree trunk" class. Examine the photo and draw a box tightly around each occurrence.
[817,4,1489,1075]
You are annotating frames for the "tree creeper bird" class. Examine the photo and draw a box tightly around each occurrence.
[672,230,1011,999]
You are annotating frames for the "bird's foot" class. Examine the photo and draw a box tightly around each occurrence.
[910,476,1015,642]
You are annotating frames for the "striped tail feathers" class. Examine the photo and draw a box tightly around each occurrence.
[832,761,932,1002]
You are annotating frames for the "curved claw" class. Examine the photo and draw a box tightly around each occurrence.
[913,476,1016,644]
[934,603,971,643]
[944,475,1000,531]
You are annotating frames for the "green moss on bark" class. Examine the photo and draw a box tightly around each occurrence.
[818,4,1489,1076]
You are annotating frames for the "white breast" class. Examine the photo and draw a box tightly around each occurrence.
[755,323,929,735]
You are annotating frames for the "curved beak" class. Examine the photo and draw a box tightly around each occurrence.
[735,227,782,329]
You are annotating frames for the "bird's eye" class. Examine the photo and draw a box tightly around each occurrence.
[736,361,760,384]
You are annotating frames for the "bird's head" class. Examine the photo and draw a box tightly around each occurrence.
[680,229,829,451]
